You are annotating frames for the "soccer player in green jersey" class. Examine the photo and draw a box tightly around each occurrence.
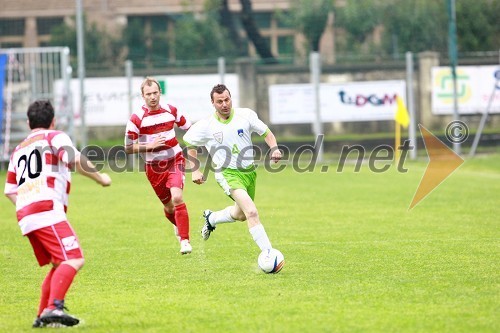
[183,84,282,251]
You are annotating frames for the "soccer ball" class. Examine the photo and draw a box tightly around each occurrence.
[258,248,285,273]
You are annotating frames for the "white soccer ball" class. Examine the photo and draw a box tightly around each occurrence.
[258,248,285,273]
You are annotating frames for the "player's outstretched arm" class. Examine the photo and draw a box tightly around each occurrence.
[75,153,112,187]
[186,147,205,185]
[264,130,282,163]
[5,193,17,205]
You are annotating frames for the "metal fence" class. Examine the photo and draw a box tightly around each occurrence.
[0,47,73,161]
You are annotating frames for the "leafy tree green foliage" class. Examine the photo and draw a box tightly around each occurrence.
[122,17,170,68]
[382,0,447,55]
[49,17,123,71]
[207,0,247,57]
[173,13,238,62]
[337,0,499,57]
[239,0,277,62]
[284,0,333,52]
[455,0,500,52]
[123,18,148,66]
[335,0,382,49]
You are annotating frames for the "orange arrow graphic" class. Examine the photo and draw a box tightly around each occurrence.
[409,125,465,210]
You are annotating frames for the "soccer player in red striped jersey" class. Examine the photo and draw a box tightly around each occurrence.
[4,100,111,328]
[124,77,192,254]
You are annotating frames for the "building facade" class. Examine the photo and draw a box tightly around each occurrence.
[0,0,336,64]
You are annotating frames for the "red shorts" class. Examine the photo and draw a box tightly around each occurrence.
[27,221,84,267]
[146,153,186,205]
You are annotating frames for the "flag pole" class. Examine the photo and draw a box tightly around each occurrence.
[395,122,401,163]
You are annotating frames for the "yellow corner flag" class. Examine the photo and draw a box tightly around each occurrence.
[395,95,410,128]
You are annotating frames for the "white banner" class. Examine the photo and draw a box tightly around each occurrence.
[55,74,239,126]
[269,80,406,124]
[54,77,144,127]
[155,74,239,122]
[431,65,500,115]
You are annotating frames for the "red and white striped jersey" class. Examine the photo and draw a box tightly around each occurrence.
[4,130,78,235]
[125,104,191,163]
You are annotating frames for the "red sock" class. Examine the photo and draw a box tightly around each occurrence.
[37,268,55,316]
[163,207,176,226]
[48,264,78,309]
[175,203,190,240]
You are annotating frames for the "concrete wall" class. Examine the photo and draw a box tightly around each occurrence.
[233,52,499,138]
[88,52,499,142]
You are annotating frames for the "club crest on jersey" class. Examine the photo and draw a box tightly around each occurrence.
[213,132,223,143]
[237,129,244,137]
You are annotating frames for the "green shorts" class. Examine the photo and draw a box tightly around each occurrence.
[215,167,257,200]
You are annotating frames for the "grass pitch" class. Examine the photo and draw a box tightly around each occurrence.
[0,154,499,332]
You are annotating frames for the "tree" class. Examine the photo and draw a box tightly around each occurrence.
[50,17,123,71]
[335,0,383,49]
[455,0,500,52]
[381,0,448,55]
[239,0,277,63]
[209,0,246,57]
[380,0,499,57]
[209,0,277,62]
[122,18,146,67]
[285,0,333,52]
[123,17,166,68]
[173,12,238,62]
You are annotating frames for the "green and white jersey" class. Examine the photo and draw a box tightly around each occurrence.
[183,108,269,170]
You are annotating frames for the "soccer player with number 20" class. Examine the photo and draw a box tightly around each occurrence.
[4,100,111,328]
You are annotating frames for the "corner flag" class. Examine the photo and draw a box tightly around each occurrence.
[395,95,410,128]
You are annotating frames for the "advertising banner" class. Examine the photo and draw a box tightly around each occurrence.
[0,54,6,143]
[269,80,406,124]
[431,65,500,115]
[55,74,239,126]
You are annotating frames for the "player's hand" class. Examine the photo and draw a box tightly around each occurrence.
[98,173,112,187]
[192,170,205,185]
[270,148,282,163]
[147,136,166,151]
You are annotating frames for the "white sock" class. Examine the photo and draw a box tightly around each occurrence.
[249,224,272,251]
[209,206,236,226]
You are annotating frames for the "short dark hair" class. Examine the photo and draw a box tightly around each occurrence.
[210,84,231,102]
[27,100,55,129]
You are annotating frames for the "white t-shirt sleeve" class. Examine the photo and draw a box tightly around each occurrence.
[183,119,209,147]
[248,109,268,136]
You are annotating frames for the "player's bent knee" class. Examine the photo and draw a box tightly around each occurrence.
[234,211,247,221]
[62,258,85,271]
[171,195,184,206]
[245,209,259,220]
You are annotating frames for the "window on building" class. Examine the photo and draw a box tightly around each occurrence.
[125,15,170,67]
[0,42,23,48]
[278,35,294,55]
[262,36,271,49]
[0,18,25,36]
[151,16,168,32]
[254,12,271,29]
[37,17,64,35]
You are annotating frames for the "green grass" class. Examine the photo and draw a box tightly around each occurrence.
[0,154,499,332]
